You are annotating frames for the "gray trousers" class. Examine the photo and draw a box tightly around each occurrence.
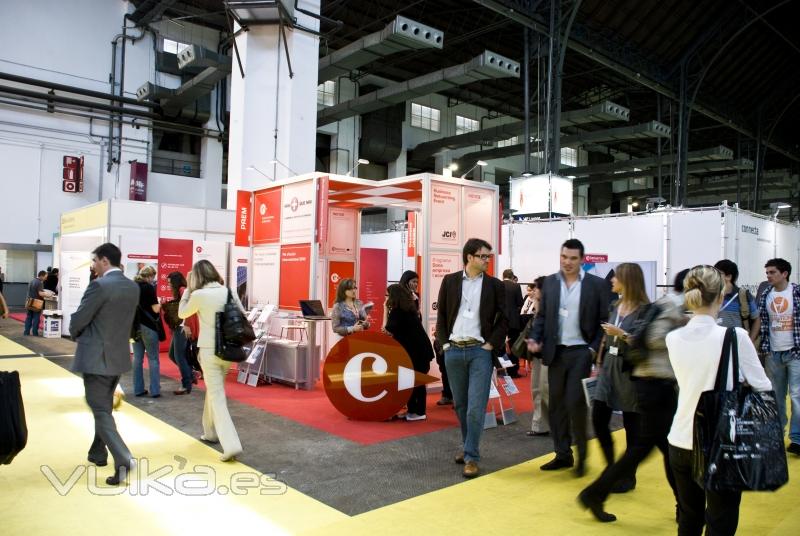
[84,374,132,468]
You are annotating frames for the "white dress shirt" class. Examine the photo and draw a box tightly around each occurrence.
[666,314,772,449]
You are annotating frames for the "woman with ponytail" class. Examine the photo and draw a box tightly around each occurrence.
[665,265,771,535]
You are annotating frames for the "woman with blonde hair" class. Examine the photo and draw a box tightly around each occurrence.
[179,260,246,462]
[132,265,161,397]
[665,265,771,535]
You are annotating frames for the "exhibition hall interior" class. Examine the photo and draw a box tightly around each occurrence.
[1,1,799,534]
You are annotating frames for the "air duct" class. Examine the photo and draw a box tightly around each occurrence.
[568,146,733,178]
[319,16,443,82]
[318,50,520,126]
[577,158,754,186]
[408,100,629,165]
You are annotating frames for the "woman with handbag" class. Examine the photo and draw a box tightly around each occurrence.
[579,269,689,523]
[666,265,771,536]
[132,266,162,398]
[590,263,649,490]
[179,260,245,462]
[524,276,550,437]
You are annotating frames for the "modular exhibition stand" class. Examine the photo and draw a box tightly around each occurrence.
[236,172,500,388]
[57,199,241,336]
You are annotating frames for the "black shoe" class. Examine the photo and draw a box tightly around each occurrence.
[578,490,617,523]
[610,477,636,493]
[436,397,453,406]
[134,390,149,397]
[106,459,135,486]
[787,443,800,455]
[526,430,550,437]
[150,393,161,398]
[87,456,108,467]
[541,456,574,471]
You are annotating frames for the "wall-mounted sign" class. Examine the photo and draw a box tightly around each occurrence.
[281,180,315,244]
[430,182,461,248]
[235,190,252,246]
[252,187,281,244]
[129,161,148,201]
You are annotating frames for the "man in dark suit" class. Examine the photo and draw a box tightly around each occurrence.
[70,243,140,486]
[502,268,524,376]
[436,238,507,478]
[527,238,609,476]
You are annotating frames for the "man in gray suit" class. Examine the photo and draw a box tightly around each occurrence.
[70,243,140,485]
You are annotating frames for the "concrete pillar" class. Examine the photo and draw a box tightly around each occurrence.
[329,77,357,175]
[226,3,321,208]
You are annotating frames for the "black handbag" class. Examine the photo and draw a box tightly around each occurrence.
[213,290,253,363]
[692,327,788,492]
[0,371,28,465]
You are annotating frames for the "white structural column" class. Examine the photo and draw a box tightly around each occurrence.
[226,2,321,208]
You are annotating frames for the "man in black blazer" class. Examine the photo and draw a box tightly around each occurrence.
[527,238,609,476]
[502,268,524,376]
[436,238,507,478]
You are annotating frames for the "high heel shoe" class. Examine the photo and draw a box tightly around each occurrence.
[106,459,136,486]
[578,490,617,523]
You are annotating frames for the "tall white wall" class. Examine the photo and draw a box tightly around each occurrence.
[0,0,225,248]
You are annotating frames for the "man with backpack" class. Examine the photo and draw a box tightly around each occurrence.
[714,259,760,340]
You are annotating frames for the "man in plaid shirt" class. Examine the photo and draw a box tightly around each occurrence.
[758,257,800,455]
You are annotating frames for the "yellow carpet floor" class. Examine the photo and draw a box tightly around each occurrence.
[1,352,798,536]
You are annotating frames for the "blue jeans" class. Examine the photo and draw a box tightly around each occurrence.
[765,350,800,443]
[170,327,193,391]
[132,324,161,396]
[24,310,41,335]
[444,345,493,463]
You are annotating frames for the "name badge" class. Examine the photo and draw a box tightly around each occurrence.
[608,346,619,356]
[559,307,569,318]
[463,309,476,319]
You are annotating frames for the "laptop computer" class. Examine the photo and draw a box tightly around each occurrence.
[299,299,330,320]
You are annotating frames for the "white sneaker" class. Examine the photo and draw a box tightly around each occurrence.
[405,413,427,421]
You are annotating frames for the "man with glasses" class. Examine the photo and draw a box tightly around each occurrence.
[70,243,140,485]
[527,238,610,476]
[435,238,507,478]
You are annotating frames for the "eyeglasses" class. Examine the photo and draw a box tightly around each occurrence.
[472,254,491,260]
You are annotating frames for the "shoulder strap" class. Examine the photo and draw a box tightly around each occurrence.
[738,288,749,320]
[227,288,234,304]
[715,327,739,392]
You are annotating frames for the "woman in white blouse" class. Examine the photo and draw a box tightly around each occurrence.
[179,260,246,462]
[666,265,771,536]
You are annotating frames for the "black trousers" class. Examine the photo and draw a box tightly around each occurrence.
[548,346,592,459]
[407,385,427,415]
[669,445,742,536]
[585,378,679,502]
[591,399,639,466]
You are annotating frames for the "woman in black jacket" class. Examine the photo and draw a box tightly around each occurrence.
[385,283,434,421]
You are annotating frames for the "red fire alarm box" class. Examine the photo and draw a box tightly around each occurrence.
[62,155,84,193]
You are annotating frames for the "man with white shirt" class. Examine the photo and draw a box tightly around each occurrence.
[758,258,800,455]
[70,243,140,485]
[435,238,507,478]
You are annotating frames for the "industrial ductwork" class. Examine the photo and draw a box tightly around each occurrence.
[318,50,520,127]
[454,120,669,169]
[408,100,629,166]
[319,16,443,82]
[137,45,231,121]
[577,158,754,186]
[569,146,733,179]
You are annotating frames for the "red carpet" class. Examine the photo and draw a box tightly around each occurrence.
[156,355,533,445]
[9,309,535,445]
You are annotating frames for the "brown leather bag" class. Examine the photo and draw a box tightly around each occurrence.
[25,297,44,313]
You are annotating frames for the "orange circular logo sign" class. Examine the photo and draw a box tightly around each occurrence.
[771,296,789,314]
[322,331,438,421]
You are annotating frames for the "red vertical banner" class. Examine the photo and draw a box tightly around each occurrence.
[278,243,311,310]
[415,254,423,299]
[358,248,387,332]
[157,238,194,299]
[235,190,252,247]
[407,211,417,257]
[487,254,495,278]
[327,261,355,309]
[129,161,148,201]
[252,187,282,244]
[316,175,329,245]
